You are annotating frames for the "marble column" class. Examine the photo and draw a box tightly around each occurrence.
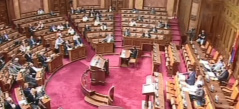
[73,0,77,8]
[43,0,49,13]
[13,0,21,19]
[135,0,143,9]
[167,0,175,17]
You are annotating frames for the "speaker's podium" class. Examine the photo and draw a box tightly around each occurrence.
[90,55,109,85]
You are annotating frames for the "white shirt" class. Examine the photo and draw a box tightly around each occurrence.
[73,35,80,40]
[82,16,88,22]
[94,20,101,26]
[55,37,64,49]
[38,10,44,15]
[57,25,64,30]
[129,21,137,26]
[101,25,107,30]
[68,29,75,35]
[106,35,114,43]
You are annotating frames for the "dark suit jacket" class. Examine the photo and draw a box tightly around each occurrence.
[29,67,37,77]
[4,101,13,109]
[186,72,196,85]
[25,53,33,63]
[218,70,229,81]
[130,49,138,59]
[39,55,47,64]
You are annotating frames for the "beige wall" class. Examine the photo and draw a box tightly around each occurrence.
[77,0,101,6]
[144,0,166,7]
[19,0,43,13]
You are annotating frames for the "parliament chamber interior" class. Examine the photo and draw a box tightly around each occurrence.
[0,0,239,109]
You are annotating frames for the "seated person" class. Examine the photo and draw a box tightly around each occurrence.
[124,28,131,36]
[8,63,20,76]
[25,51,34,63]
[24,64,38,87]
[70,7,75,14]
[190,85,205,106]
[4,97,17,109]
[100,23,108,31]
[64,21,70,29]
[182,75,204,94]
[29,24,36,36]
[73,34,83,47]
[94,19,101,26]
[214,66,229,82]
[164,21,170,29]
[104,34,114,43]
[130,47,138,59]
[29,36,37,48]
[36,21,44,30]
[2,31,11,42]
[142,31,151,38]
[178,70,197,85]
[0,58,5,70]
[36,36,42,45]
[38,52,49,71]
[151,26,158,33]
[68,27,75,35]
[80,7,86,13]
[108,6,113,12]
[50,25,57,32]
[107,14,113,20]
[50,11,56,16]
[56,31,63,37]
[200,57,224,72]
[89,11,95,17]
[85,25,91,31]
[20,41,30,53]
[158,20,164,28]
[129,19,137,26]
[55,36,64,53]
[57,24,65,31]
[64,40,73,55]
[82,15,89,22]
[75,7,81,14]
[26,89,46,109]
[132,8,138,13]
[196,30,206,45]
[95,12,102,21]
[150,8,156,14]
[136,15,143,22]
[37,8,45,15]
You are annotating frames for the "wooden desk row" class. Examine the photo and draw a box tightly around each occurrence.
[34,21,67,36]
[152,44,161,72]
[14,87,51,109]
[120,9,167,15]
[0,67,14,91]
[182,44,196,70]
[153,72,165,109]
[122,26,171,34]
[165,44,180,75]
[86,30,114,42]
[166,73,193,109]
[123,33,171,47]
[121,14,168,20]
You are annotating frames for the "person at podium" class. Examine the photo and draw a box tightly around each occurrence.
[100,23,108,31]
[130,47,138,59]
[104,34,114,43]
[129,19,137,26]
[124,28,131,36]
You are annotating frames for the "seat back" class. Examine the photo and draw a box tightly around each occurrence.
[206,46,213,55]
[231,80,239,90]
[230,87,239,100]
[212,51,219,61]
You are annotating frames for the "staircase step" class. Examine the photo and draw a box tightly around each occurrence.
[84,96,108,107]
[115,37,122,41]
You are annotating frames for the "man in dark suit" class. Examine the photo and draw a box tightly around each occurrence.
[124,28,131,36]
[38,52,49,72]
[216,67,229,82]
[25,51,34,63]
[186,70,197,85]
[29,24,36,36]
[151,26,158,33]
[64,21,70,29]
[2,31,10,42]
[80,7,86,13]
[142,31,151,38]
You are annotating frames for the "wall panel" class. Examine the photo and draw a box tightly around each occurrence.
[77,0,101,6]
[19,0,43,13]
[143,0,166,7]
